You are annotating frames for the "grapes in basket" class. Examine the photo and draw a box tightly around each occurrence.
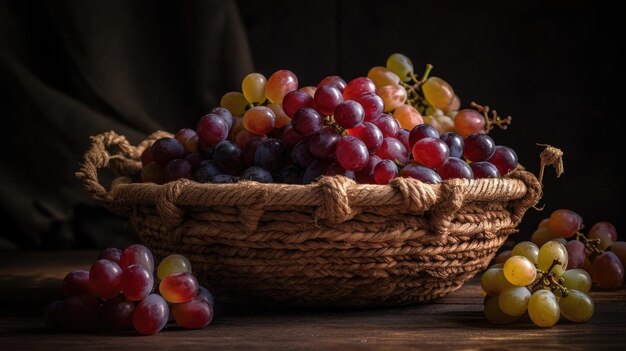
[139,53,520,186]
[44,245,214,335]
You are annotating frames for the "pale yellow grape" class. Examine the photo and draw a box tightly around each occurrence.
[528,289,560,327]
[386,53,413,82]
[157,254,192,280]
[503,255,537,286]
[538,240,568,276]
[241,73,267,104]
[498,286,531,316]
[511,241,539,264]
[422,77,455,109]
[561,269,592,293]
[484,295,519,324]
[481,268,514,295]
[559,290,594,322]
[220,92,249,116]
[435,115,455,134]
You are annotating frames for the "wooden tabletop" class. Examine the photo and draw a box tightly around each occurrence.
[0,251,624,350]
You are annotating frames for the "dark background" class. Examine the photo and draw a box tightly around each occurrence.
[0,0,623,250]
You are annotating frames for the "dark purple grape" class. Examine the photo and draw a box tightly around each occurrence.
[409,124,439,148]
[437,158,474,180]
[463,133,495,161]
[292,108,323,136]
[292,139,315,168]
[255,138,287,172]
[354,154,382,184]
[241,166,273,183]
[354,92,384,121]
[375,138,409,164]
[212,174,238,183]
[209,107,234,130]
[401,164,442,184]
[323,161,355,179]
[314,84,343,115]
[60,295,100,331]
[151,138,184,167]
[372,113,399,138]
[63,270,92,297]
[374,159,399,184]
[197,114,229,147]
[347,122,383,153]
[283,90,314,118]
[396,128,411,151]
[281,124,306,149]
[98,247,122,263]
[334,100,365,129]
[133,294,169,335]
[197,140,214,159]
[276,165,304,184]
[336,136,369,172]
[303,160,328,183]
[470,161,500,178]
[243,136,267,167]
[184,153,203,170]
[194,160,223,182]
[411,137,449,169]
[487,145,518,176]
[309,126,341,160]
[317,75,347,91]
[213,140,243,174]
[101,295,135,330]
[164,159,193,182]
[440,132,464,158]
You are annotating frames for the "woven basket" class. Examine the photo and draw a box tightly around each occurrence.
[76,131,543,307]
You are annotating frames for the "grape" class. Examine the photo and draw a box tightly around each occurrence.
[175,128,199,153]
[442,94,461,113]
[393,105,423,130]
[267,103,291,129]
[292,107,323,136]
[317,75,347,92]
[101,295,135,330]
[89,259,122,299]
[400,163,442,184]
[531,227,557,247]
[590,230,614,251]
[119,244,155,272]
[591,251,624,290]
[282,90,314,118]
[565,240,586,269]
[314,84,344,115]
[548,209,582,238]
[303,160,327,183]
[422,77,454,109]
[377,84,407,112]
[220,91,248,116]
[481,268,514,295]
[60,295,100,331]
[373,159,398,184]
[266,70,298,104]
[121,264,154,301]
[228,117,245,141]
[323,161,355,179]
[197,114,229,147]
[354,155,381,184]
[558,289,594,322]
[241,166,273,183]
[159,272,199,303]
[255,138,287,172]
[436,157,473,180]
[334,100,365,129]
[372,113,399,138]
[141,163,165,184]
[141,147,154,166]
[308,126,340,160]
[164,159,193,182]
[503,255,537,286]
[63,270,92,297]
[299,86,317,97]
[487,146,518,176]
[336,136,369,172]
[412,137,449,169]
[44,300,63,329]
[194,160,223,183]
[291,139,315,168]
[498,286,531,316]
[495,250,512,264]
[538,218,550,229]
[235,130,260,150]
[241,72,267,104]
[528,290,560,327]
[470,161,500,179]
[375,138,409,164]
[409,124,439,148]
[343,77,376,101]
[439,132,464,158]
[608,241,626,268]
[511,241,539,265]
[386,53,413,82]
[184,153,202,170]
[209,107,235,131]
[280,124,305,149]
[133,294,169,335]
[561,269,592,293]
[172,299,214,329]
[196,286,215,309]
[347,122,383,153]
[151,138,184,167]
[484,295,519,324]
[354,92,384,121]
[463,133,495,162]
[454,109,485,137]
[213,140,243,174]
[537,240,568,276]
[589,221,618,243]
[157,254,193,280]
[211,174,238,183]
[275,165,303,184]
[368,66,401,88]
[242,106,276,135]
[436,115,455,134]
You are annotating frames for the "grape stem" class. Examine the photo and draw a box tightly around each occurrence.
[528,258,568,296]
[575,231,604,258]
[400,64,434,115]
[470,102,512,133]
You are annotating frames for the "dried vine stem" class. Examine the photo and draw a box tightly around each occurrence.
[470,101,512,133]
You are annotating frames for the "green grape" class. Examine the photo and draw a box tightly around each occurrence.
[157,254,192,280]
[561,269,592,293]
[528,289,560,327]
[220,91,249,117]
[498,286,531,316]
[425,105,444,117]
[559,290,594,322]
[484,295,519,324]
[538,240,568,276]
[241,73,267,104]
[386,53,413,82]
[503,255,537,286]
[511,241,539,265]
[481,268,514,295]
[422,77,455,109]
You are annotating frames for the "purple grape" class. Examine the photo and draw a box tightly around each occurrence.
[317,75,347,91]
[63,270,92,297]
[336,136,369,172]
[437,158,474,180]
[323,161,355,179]
[213,140,243,174]
[372,113,399,138]
[463,133,495,161]
[347,121,383,153]
[374,159,399,184]
[292,108,323,136]
[409,124,439,148]
[276,165,304,184]
[309,126,341,160]
[89,259,122,300]
[283,90,314,118]
[133,294,169,335]
[241,166,273,183]
[242,136,267,167]
[197,114,229,146]
[60,295,100,331]
[471,161,501,178]
[375,137,409,164]
[487,145,518,176]
[211,174,238,183]
[303,160,328,183]
[151,138,184,167]
[314,84,343,115]
[255,138,287,172]
[164,159,193,182]
[411,137,449,169]
[354,154,382,184]
[396,128,411,151]
[292,139,315,168]
[400,164,442,184]
[440,132,464,158]
[184,152,203,170]
[281,124,306,149]
[334,100,365,129]
[193,160,223,182]
[209,107,234,130]
[101,295,135,330]
[121,264,154,301]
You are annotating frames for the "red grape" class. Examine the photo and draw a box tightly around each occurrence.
[254,138,287,172]
[175,128,199,153]
[121,264,154,301]
[323,161,355,179]
[454,109,485,137]
[101,295,135,330]
[439,132,464,158]
[292,107,323,136]
[317,75,347,92]
[548,209,582,238]
[343,77,376,100]
[334,100,365,129]
[347,122,383,153]
[354,155,381,184]
[373,159,398,184]
[119,244,154,272]
[89,259,122,299]
[63,270,92,297]
[151,138,184,167]
[291,139,315,168]
[354,92,384,121]
[591,251,624,290]
[487,145,518,176]
[282,90,314,118]
[159,272,199,303]
[437,157,474,180]
[171,299,214,329]
[409,124,439,148]
[208,107,234,130]
[412,137,449,169]
[266,70,298,104]
[309,126,340,160]
[133,294,170,335]
[372,113,399,138]
[589,222,618,243]
[566,240,586,269]
[60,295,100,331]
[280,124,306,149]
[375,138,409,164]
[314,84,343,115]
[470,161,500,179]
[336,136,369,172]
[400,164,442,184]
[197,114,229,147]
[463,133,495,161]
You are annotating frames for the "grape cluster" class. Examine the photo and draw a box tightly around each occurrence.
[44,245,214,335]
[139,54,519,185]
[483,240,595,327]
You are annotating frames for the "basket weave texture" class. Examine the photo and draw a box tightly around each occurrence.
[77,131,542,307]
